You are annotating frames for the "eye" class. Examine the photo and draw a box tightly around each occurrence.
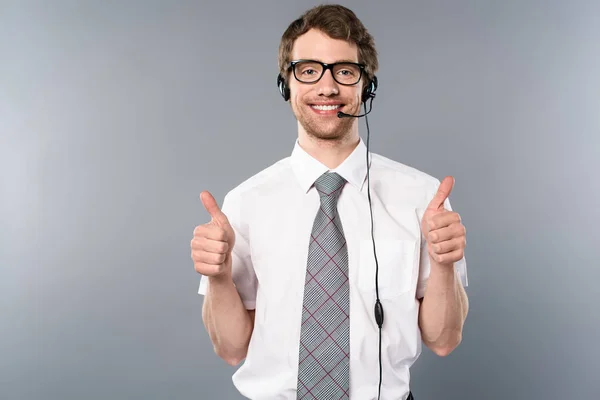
[337,69,355,76]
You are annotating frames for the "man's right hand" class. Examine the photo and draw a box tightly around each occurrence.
[191,191,235,278]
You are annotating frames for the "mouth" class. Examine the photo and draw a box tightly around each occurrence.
[308,103,344,115]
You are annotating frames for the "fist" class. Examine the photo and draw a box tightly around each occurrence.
[421,176,466,266]
[191,191,236,277]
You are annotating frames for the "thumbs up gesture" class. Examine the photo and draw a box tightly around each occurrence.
[191,191,236,278]
[421,176,466,266]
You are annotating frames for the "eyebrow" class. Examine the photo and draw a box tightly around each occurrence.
[297,58,360,64]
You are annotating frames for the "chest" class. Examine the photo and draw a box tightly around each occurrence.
[246,188,423,301]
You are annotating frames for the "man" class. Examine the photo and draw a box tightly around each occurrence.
[192,4,469,400]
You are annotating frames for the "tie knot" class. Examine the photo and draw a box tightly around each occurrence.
[314,172,346,204]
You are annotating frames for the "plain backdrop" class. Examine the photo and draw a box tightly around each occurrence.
[1,0,599,399]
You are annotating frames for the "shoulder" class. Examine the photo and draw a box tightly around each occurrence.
[370,152,441,198]
[223,156,293,207]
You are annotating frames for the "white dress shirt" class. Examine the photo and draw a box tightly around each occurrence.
[198,136,468,400]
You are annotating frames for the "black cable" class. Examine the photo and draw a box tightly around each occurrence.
[363,99,383,400]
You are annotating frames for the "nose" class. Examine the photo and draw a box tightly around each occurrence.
[316,68,339,96]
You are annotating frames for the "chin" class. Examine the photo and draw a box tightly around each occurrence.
[309,131,344,141]
[303,120,351,141]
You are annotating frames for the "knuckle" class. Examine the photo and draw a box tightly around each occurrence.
[194,262,204,274]
[191,237,202,250]
[220,241,229,253]
[191,249,202,262]
[195,263,213,276]
[194,225,208,238]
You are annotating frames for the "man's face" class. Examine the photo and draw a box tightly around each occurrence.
[287,28,364,141]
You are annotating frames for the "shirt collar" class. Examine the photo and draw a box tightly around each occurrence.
[290,136,368,194]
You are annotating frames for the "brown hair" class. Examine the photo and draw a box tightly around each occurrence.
[278,4,378,86]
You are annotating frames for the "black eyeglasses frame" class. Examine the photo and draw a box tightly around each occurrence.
[287,59,366,86]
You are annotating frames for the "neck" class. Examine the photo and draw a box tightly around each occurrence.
[297,125,360,170]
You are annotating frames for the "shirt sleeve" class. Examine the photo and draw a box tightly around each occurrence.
[197,189,257,310]
[416,180,469,299]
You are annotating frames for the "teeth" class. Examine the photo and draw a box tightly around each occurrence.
[312,104,340,111]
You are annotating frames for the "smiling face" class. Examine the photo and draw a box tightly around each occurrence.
[287,28,364,142]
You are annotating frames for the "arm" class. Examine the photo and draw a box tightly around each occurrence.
[417,176,469,356]
[418,260,469,356]
[202,273,255,366]
[195,190,257,366]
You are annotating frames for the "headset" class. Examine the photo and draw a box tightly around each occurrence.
[277,71,384,400]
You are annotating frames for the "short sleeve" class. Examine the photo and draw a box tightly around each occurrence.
[197,190,257,310]
[416,180,468,299]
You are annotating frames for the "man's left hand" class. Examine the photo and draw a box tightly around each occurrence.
[421,176,466,266]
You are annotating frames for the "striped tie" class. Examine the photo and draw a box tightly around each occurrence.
[297,172,350,399]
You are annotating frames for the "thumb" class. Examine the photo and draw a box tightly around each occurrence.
[200,191,230,227]
[427,176,454,210]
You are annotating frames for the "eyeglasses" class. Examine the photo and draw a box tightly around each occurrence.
[287,59,365,86]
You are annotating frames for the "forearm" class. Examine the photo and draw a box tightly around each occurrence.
[202,274,253,365]
[418,261,468,356]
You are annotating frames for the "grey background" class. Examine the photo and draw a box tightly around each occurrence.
[1,0,599,399]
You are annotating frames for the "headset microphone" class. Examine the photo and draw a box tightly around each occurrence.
[336,108,372,118]
[336,93,375,119]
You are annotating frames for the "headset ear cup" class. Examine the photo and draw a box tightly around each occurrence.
[277,74,290,101]
[362,75,378,103]
[361,83,370,103]
[284,84,290,101]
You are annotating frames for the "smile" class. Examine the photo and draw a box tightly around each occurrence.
[310,104,341,111]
